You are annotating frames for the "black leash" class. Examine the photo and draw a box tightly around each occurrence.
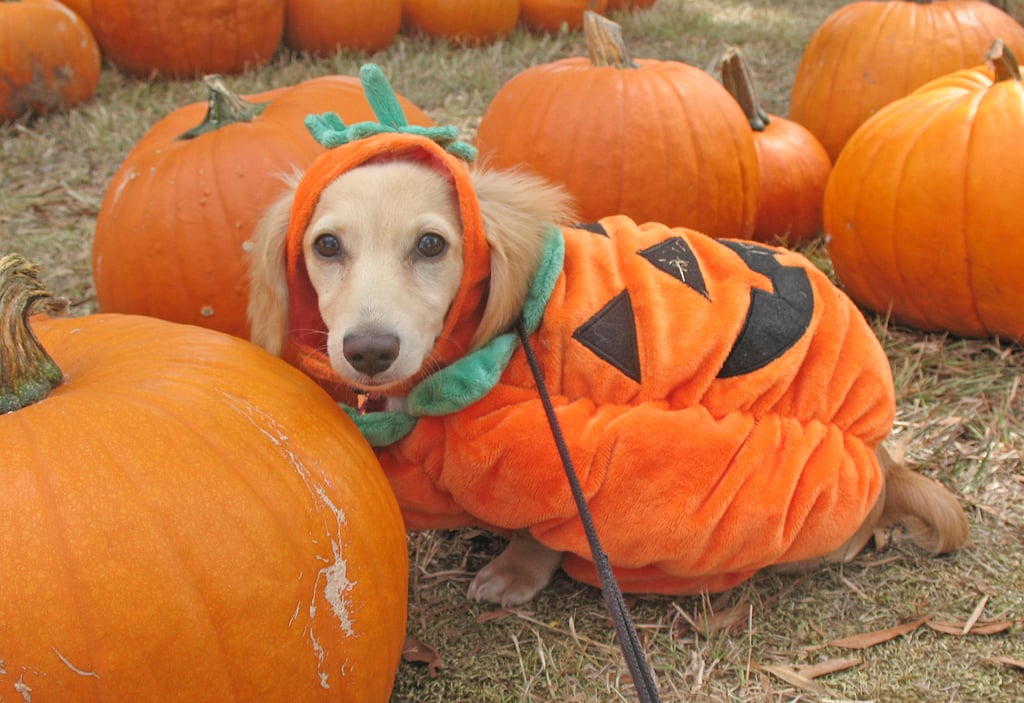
[516,320,661,703]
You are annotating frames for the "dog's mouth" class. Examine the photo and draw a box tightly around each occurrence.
[354,391,388,415]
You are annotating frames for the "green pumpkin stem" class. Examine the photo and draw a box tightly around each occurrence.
[0,254,68,414]
[721,46,771,132]
[583,11,638,69]
[177,75,270,140]
[986,39,1021,82]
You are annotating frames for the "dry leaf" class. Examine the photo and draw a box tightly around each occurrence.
[827,616,931,649]
[676,602,751,637]
[982,656,1024,670]
[964,594,990,633]
[928,620,1015,636]
[759,664,831,695]
[402,635,443,678]
[796,657,862,678]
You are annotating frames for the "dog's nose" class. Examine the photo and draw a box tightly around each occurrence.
[343,333,400,377]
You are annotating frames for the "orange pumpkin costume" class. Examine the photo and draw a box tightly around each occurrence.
[281,66,895,595]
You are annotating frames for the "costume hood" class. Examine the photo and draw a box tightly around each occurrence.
[282,66,490,398]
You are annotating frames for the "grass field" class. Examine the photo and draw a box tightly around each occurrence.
[2,1,1022,701]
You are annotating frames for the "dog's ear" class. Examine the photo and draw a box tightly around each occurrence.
[247,173,300,356]
[470,166,575,349]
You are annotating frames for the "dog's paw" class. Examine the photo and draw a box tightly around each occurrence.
[466,534,563,607]
[467,560,547,607]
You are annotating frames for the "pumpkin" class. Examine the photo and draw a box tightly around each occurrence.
[519,0,608,33]
[823,40,1024,342]
[401,0,520,45]
[0,0,101,121]
[475,11,759,238]
[55,0,92,24]
[88,0,285,78]
[721,47,831,245]
[92,74,433,340]
[789,0,1024,161]
[0,253,408,702]
[284,0,401,55]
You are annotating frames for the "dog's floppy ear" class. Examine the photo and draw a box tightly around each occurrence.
[247,172,301,356]
[470,166,575,349]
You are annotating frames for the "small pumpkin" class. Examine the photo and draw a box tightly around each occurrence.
[284,0,401,55]
[89,0,285,78]
[475,12,759,238]
[0,0,101,121]
[401,0,520,45]
[0,253,408,702]
[789,0,1024,161]
[519,0,608,33]
[92,74,433,339]
[721,47,831,245]
[824,40,1024,342]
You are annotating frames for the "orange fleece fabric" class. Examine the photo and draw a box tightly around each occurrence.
[283,132,894,595]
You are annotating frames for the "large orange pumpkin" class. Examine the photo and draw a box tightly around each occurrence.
[401,0,520,45]
[0,0,101,121]
[284,0,401,55]
[721,47,831,245]
[475,12,758,238]
[0,254,408,702]
[519,0,608,33]
[789,0,1024,161]
[89,0,285,78]
[92,74,433,339]
[824,40,1024,342]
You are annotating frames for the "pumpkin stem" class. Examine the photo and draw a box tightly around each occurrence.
[177,75,270,140]
[583,11,638,69]
[721,46,771,132]
[0,254,68,414]
[985,39,1022,82]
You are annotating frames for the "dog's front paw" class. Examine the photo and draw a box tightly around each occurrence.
[468,559,547,607]
[466,532,564,607]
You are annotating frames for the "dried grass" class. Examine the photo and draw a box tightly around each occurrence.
[2,0,1021,701]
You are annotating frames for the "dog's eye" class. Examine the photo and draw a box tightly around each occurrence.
[313,234,342,259]
[416,232,448,258]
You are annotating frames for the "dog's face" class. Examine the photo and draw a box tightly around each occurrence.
[301,161,464,392]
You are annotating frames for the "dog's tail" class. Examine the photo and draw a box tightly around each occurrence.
[876,445,970,555]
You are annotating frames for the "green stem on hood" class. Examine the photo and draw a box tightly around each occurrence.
[0,254,68,413]
[721,46,771,132]
[177,74,269,140]
[583,11,638,69]
[986,39,1021,83]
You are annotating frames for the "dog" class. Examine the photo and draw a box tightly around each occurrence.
[247,136,969,607]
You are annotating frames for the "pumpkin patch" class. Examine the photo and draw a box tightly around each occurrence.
[6,1,1022,698]
[0,254,408,703]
